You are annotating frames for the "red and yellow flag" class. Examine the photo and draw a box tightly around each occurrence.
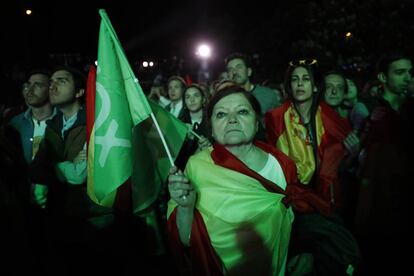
[266,101,351,209]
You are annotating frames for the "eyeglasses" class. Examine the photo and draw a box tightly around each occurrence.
[289,59,318,67]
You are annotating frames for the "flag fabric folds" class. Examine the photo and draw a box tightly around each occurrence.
[131,102,188,255]
[265,101,352,213]
[132,101,188,214]
[87,9,187,210]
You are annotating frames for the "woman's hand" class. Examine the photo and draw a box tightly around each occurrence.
[168,166,196,208]
[198,135,212,151]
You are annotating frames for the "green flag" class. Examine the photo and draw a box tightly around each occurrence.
[88,10,152,205]
[88,10,189,254]
[132,100,188,214]
[88,10,188,213]
[131,100,188,255]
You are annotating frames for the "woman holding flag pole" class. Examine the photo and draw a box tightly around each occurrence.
[166,84,301,275]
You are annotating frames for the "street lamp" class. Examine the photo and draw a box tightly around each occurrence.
[196,44,211,59]
[196,43,212,83]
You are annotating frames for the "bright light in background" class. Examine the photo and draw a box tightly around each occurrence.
[345,32,352,38]
[196,44,211,59]
[25,9,32,15]
[142,61,154,68]
[195,43,212,83]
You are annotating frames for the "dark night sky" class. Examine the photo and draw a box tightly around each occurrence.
[1,1,284,70]
[2,0,414,83]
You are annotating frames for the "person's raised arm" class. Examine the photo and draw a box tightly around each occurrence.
[168,166,196,246]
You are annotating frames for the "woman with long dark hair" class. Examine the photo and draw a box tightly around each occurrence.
[175,84,211,170]
[266,59,361,275]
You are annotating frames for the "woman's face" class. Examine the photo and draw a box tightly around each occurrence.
[184,87,204,112]
[290,66,315,103]
[211,93,258,146]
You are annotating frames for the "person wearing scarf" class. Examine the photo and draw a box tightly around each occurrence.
[265,60,361,275]
[166,84,299,275]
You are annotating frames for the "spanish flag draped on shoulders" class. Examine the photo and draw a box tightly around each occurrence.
[265,100,352,215]
[167,141,297,275]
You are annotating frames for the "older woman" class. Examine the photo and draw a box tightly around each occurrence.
[167,84,298,275]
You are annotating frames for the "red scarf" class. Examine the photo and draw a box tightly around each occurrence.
[167,140,336,275]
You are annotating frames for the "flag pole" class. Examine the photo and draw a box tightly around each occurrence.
[150,111,187,199]
[149,112,175,166]
[188,127,202,140]
[147,114,203,167]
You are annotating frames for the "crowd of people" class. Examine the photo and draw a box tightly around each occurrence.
[1,50,412,275]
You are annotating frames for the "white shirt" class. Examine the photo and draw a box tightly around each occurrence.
[257,153,287,190]
[31,118,48,159]
[191,117,202,126]
[169,100,183,118]
[61,113,78,138]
